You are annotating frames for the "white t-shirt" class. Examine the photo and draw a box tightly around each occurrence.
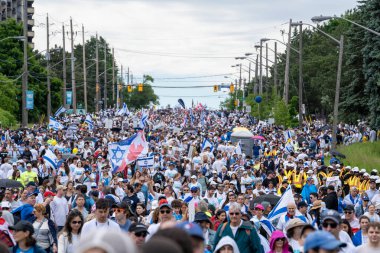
[230,220,242,236]
[81,218,121,235]
[50,196,69,226]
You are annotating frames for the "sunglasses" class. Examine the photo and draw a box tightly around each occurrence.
[114,208,125,213]
[160,210,171,214]
[183,189,190,192]
[71,221,82,225]
[134,231,148,238]
[344,211,353,214]
[322,222,338,228]
[229,212,241,216]
[191,190,198,193]
[276,238,285,242]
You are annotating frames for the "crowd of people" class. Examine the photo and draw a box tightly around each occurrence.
[0,107,379,253]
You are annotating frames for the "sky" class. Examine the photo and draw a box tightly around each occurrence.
[33,0,359,109]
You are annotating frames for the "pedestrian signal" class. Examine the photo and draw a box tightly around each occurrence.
[127,85,132,93]
[138,83,143,92]
[213,85,218,92]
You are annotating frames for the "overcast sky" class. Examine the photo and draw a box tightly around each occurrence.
[33,0,359,109]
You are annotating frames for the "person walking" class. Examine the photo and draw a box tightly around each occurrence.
[58,210,84,253]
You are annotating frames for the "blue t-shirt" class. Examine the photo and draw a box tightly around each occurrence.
[16,247,34,253]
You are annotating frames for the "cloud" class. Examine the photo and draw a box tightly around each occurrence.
[34,0,358,108]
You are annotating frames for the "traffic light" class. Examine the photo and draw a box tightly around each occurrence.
[138,83,143,92]
[127,85,132,93]
[234,99,239,107]
[213,85,218,92]
[118,84,122,91]
[229,83,234,93]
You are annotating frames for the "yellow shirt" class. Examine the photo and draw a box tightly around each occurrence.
[20,171,38,186]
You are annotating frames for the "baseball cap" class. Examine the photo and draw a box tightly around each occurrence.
[12,162,17,166]
[191,186,199,192]
[194,212,211,224]
[91,182,97,188]
[112,202,128,209]
[26,182,36,187]
[26,192,38,198]
[9,220,34,233]
[176,222,204,240]
[322,209,341,224]
[1,201,11,209]
[297,201,308,209]
[344,205,355,211]
[255,204,264,211]
[191,175,197,179]
[43,191,56,198]
[304,231,346,252]
[26,163,32,167]
[128,223,149,234]
[362,196,370,201]
[158,199,172,210]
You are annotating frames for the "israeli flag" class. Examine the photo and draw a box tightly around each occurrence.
[235,141,242,155]
[181,116,187,128]
[48,117,64,131]
[200,111,206,127]
[85,115,94,131]
[139,110,148,129]
[189,109,195,125]
[284,130,295,141]
[251,217,276,236]
[43,149,59,170]
[201,138,214,152]
[267,185,295,221]
[54,106,66,117]
[117,103,129,116]
[137,157,154,168]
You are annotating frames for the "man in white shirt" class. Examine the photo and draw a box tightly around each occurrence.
[0,158,12,179]
[50,185,69,232]
[212,155,224,173]
[81,198,121,235]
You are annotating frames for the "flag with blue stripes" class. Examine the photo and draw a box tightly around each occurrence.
[117,103,129,116]
[181,116,187,128]
[54,106,66,117]
[267,185,295,221]
[201,138,214,152]
[137,156,154,168]
[200,111,206,127]
[139,110,148,129]
[48,117,64,131]
[43,149,59,170]
[189,109,195,125]
[85,115,94,131]
[235,141,242,155]
[284,130,295,141]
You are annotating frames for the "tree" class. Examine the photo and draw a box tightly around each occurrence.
[123,75,159,109]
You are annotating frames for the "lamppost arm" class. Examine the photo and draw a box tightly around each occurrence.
[302,23,340,45]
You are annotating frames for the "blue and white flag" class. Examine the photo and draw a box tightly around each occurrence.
[54,106,66,117]
[284,130,295,141]
[137,156,154,168]
[267,185,295,221]
[200,111,206,127]
[85,115,94,131]
[117,103,129,116]
[201,138,214,152]
[235,141,242,155]
[181,116,187,128]
[139,110,148,129]
[43,149,59,170]
[259,217,276,236]
[48,117,64,131]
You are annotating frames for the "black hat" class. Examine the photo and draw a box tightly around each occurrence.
[344,205,354,212]
[128,223,149,233]
[194,212,211,224]
[112,202,128,209]
[9,220,34,234]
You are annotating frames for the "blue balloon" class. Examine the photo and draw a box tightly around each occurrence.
[255,96,262,103]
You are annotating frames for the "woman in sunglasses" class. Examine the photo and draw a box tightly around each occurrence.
[268,230,291,253]
[58,209,84,253]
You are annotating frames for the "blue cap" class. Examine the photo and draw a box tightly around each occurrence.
[26,192,38,198]
[304,231,346,252]
[176,222,204,240]
[191,186,199,192]
[362,196,369,201]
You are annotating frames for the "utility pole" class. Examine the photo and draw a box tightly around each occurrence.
[21,0,28,127]
[112,47,115,107]
[103,43,107,109]
[274,42,278,96]
[265,43,268,98]
[120,64,124,108]
[46,13,51,117]
[62,24,67,108]
[284,19,292,104]
[70,17,76,113]
[82,24,87,112]
[254,55,258,94]
[248,62,251,95]
[259,40,263,95]
[332,36,344,149]
[298,22,303,127]
[95,33,99,113]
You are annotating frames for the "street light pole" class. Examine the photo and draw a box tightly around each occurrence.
[62,24,67,109]
[21,0,28,127]
[104,43,107,109]
[46,14,51,118]
[274,42,278,96]
[70,18,76,114]
[259,40,263,95]
[95,33,99,113]
[284,18,292,104]
[82,24,88,112]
